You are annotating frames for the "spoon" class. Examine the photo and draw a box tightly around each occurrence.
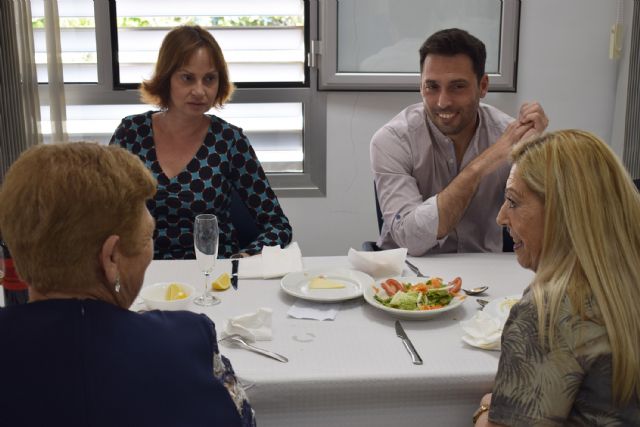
[462,286,489,296]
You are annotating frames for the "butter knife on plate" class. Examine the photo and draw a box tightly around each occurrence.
[395,320,423,365]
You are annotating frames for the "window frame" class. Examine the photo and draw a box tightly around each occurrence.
[37,0,326,197]
[317,0,521,92]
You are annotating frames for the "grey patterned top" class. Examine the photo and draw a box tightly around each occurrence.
[489,288,640,426]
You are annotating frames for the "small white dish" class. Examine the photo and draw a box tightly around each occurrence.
[139,282,195,311]
[484,294,522,321]
[280,268,373,302]
[363,277,466,319]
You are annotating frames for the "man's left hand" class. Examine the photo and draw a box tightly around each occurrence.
[518,102,548,140]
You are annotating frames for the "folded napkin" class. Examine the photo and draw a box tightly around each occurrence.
[347,247,407,278]
[287,300,340,321]
[238,242,303,279]
[461,311,505,351]
[224,308,272,342]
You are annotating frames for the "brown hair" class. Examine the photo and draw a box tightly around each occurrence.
[0,143,156,293]
[140,25,235,109]
[419,28,486,82]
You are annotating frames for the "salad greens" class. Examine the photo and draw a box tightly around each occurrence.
[374,280,455,311]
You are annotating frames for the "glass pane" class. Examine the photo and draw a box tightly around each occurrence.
[39,103,303,173]
[337,0,501,74]
[113,0,305,85]
[31,0,97,83]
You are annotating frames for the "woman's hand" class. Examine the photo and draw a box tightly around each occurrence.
[473,393,493,426]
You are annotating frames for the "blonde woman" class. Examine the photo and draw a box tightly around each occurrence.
[474,130,640,426]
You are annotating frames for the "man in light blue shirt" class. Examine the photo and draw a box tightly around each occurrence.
[371,28,548,255]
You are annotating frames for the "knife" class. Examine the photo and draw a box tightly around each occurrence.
[231,259,239,290]
[395,320,423,365]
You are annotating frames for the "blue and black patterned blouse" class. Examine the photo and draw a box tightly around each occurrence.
[110,111,292,259]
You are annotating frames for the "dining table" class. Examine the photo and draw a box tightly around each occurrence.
[140,252,534,427]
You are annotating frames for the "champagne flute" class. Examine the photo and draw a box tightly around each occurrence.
[193,214,220,306]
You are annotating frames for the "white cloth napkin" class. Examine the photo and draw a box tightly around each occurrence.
[347,247,407,278]
[238,242,303,279]
[460,311,505,351]
[224,307,272,342]
[287,300,340,321]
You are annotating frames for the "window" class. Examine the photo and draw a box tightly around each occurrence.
[318,0,520,91]
[111,0,306,87]
[31,0,97,83]
[32,0,326,196]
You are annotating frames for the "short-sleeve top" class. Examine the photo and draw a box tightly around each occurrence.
[489,288,640,426]
[110,111,292,259]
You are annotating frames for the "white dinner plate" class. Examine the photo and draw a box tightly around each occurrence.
[363,277,466,319]
[484,294,522,320]
[280,268,373,302]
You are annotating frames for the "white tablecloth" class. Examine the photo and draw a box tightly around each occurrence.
[142,253,534,427]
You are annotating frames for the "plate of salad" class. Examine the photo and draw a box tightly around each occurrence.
[363,276,466,319]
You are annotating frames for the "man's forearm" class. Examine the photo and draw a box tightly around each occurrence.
[435,120,535,239]
[436,160,483,238]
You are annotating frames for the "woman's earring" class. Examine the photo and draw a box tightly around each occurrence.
[115,276,121,293]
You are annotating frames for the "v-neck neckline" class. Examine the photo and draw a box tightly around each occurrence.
[148,111,210,181]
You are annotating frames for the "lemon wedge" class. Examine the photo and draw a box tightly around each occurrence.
[212,273,231,291]
[165,283,187,301]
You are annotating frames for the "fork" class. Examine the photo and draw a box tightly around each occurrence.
[219,334,289,363]
[476,299,489,310]
[405,260,427,277]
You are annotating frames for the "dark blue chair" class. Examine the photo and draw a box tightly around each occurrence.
[361,184,383,251]
[228,189,260,248]
[502,227,514,252]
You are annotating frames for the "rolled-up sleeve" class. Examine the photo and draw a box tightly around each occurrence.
[371,126,443,256]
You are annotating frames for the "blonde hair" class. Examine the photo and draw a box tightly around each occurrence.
[512,129,640,404]
[140,25,234,109]
[0,143,156,293]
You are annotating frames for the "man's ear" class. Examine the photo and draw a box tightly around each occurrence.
[479,74,489,98]
[100,235,121,285]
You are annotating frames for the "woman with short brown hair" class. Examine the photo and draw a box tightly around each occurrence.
[111,25,292,260]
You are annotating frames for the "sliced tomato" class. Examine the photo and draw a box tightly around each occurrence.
[449,276,462,294]
[385,278,404,292]
[381,282,397,296]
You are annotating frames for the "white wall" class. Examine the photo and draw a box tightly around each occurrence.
[281,0,634,256]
